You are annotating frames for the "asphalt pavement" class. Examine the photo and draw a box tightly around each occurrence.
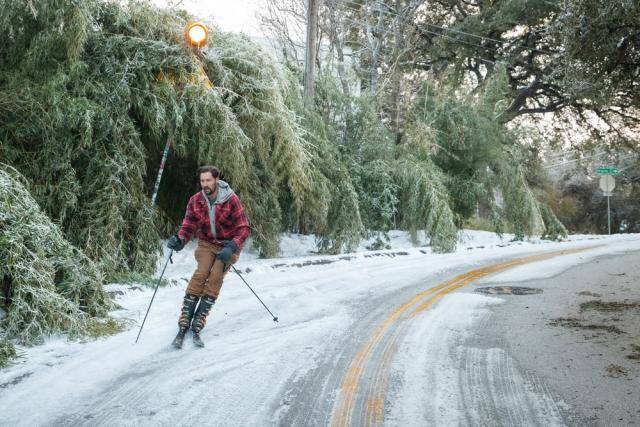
[466,250,640,426]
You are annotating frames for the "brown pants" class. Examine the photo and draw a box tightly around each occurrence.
[186,240,239,298]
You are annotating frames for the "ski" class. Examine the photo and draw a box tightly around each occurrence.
[172,331,186,349]
[192,332,205,348]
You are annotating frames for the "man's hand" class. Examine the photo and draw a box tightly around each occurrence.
[167,235,185,251]
[217,241,237,264]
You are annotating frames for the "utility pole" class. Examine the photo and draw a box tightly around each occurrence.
[303,0,319,106]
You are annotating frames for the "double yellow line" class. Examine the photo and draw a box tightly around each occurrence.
[330,246,598,427]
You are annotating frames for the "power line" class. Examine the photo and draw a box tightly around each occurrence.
[340,17,405,38]
[421,23,555,55]
[542,152,607,169]
[340,17,497,63]
[542,152,639,169]
[332,0,556,55]
[339,26,524,65]
[338,0,405,17]
[618,155,640,173]
[414,29,497,63]
[337,19,497,67]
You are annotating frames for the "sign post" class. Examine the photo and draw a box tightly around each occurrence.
[598,175,615,234]
[607,194,610,235]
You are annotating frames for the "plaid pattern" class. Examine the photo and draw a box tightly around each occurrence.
[178,191,251,250]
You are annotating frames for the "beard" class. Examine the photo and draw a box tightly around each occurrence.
[203,186,213,195]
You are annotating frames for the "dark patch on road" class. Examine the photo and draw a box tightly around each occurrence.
[627,344,640,362]
[475,286,543,295]
[579,299,640,313]
[577,291,602,297]
[606,364,629,378]
[549,317,625,334]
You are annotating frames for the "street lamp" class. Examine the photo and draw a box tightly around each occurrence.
[185,22,208,48]
[185,21,213,88]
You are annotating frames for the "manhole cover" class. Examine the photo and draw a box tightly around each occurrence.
[474,286,542,295]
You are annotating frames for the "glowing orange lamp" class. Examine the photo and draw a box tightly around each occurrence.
[185,22,208,48]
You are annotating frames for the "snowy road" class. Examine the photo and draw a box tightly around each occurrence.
[1,232,639,426]
[281,247,593,427]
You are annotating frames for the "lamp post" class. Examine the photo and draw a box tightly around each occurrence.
[150,22,210,206]
[186,22,208,48]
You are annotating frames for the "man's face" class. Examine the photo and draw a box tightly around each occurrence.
[200,172,218,195]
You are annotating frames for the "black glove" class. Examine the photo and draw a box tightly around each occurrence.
[167,235,185,251]
[217,241,237,264]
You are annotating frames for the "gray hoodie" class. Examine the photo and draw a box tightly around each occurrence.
[202,180,235,239]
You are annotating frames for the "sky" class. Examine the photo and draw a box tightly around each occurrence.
[153,0,266,38]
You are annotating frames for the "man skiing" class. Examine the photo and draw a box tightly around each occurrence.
[167,165,251,348]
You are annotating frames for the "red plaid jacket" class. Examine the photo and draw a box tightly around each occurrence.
[178,190,251,251]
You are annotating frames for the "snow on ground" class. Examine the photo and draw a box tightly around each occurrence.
[0,230,639,425]
[386,293,505,425]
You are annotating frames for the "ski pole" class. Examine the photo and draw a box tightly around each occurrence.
[150,137,173,206]
[135,249,173,343]
[231,266,278,323]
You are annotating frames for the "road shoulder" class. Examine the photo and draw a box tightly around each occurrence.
[469,250,640,425]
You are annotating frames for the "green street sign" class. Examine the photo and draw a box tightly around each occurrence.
[596,167,619,175]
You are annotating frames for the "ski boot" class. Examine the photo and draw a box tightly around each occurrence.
[172,328,188,349]
[172,293,199,349]
[191,295,217,348]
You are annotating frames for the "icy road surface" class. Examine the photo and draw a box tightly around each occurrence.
[0,231,639,426]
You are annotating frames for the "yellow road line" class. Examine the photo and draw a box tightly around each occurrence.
[332,272,475,426]
[331,246,600,427]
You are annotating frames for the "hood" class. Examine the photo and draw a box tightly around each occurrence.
[214,180,235,204]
